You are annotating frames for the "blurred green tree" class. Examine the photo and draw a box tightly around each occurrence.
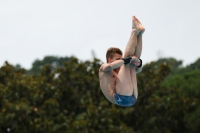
[161,70,200,133]
[27,56,73,75]
[0,57,199,133]
[155,57,183,73]
[175,58,200,74]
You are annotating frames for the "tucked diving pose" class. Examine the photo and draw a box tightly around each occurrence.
[99,16,145,107]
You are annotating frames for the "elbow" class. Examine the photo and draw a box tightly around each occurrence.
[103,65,112,72]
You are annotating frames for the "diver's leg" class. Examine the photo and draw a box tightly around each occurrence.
[116,16,142,96]
[131,16,145,59]
[130,32,144,67]
[123,16,142,58]
[130,22,145,98]
[135,33,143,59]
[130,34,143,98]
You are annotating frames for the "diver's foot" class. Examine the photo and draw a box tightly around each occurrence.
[132,16,145,35]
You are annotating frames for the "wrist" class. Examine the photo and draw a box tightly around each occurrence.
[137,59,142,68]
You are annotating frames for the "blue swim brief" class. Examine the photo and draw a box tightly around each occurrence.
[114,92,137,107]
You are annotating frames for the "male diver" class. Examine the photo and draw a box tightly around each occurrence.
[99,16,145,107]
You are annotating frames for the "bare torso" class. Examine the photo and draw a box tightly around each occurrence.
[99,64,119,104]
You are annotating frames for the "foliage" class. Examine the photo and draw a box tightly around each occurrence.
[27,56,73,75]
[175,58,200,74]
[155,57,183,73]
[0,57,199,133]
[161,70,200,133]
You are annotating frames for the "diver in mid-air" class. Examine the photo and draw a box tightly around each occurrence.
[99,16,145,107]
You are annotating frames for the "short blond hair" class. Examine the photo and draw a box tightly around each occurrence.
[106,47,123,62]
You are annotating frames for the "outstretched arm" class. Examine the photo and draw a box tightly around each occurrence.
[101,57,132,72]
[102,60,124,72]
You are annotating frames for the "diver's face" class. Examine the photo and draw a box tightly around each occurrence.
[108,53,122,74]
[108,53,122,63]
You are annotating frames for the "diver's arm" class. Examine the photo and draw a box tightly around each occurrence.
[101,57,132,72]
[102,60,124,72]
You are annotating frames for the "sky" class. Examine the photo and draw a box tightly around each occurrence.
[1,0,200,69]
